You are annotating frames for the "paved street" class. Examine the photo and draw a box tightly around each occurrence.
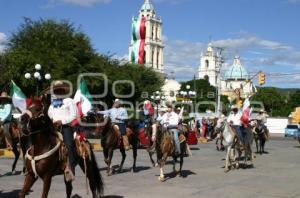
[1,137,300,198]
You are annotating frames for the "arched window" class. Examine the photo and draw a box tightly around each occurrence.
[205,60,209,68]
[143,50,146,63]
[204,75,209,81]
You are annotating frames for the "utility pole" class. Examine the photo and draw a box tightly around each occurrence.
[215,47,224,117]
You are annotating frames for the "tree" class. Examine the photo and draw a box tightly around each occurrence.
[252,87,289,117]
[289,90,300,110]
[0,18,163,104]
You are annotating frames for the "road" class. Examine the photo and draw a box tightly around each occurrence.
[1,137,300,198]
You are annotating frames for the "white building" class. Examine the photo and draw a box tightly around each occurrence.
[198,43,221,87]
[129,0,164,73]
[198,43,255,99]
[162,79,181,103]
[221,56,255,98]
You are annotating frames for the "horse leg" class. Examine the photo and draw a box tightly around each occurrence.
[158,154,167,182]
[64,175,73,198]
[172,157,177,173]
[107,149,114,176]
[41,175,52,198]
[118,147,126,173]
[132,138,137,172]
[224,145,231,172]
[12,138,20,173]
[262,138,266,153]
[259,137,263,155]
[216,137,219,151]
[19,174,37,198]
[255,137,259,153]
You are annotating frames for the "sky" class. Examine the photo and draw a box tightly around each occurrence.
[1,0,300,88]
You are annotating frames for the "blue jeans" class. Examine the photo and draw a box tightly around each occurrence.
[233,125,245,143]
[61,125,77,173]
[169,128,180,154]
[116,123,126,135]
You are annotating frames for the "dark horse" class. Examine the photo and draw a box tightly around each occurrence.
[19,100,104,198]
[253,120,269,155]
[10,115,31,174]
[91,113,156,176]
[156,124,187,182]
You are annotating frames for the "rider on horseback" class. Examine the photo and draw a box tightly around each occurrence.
[0,91,13,150]
[255,109,269,138]
[161,104,181,155]
[99,99,130,150]
[47,81,77,175]
[227,105,245,144]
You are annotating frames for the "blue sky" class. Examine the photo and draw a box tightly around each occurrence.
[1,0,300,88]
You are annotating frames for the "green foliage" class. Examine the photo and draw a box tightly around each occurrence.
[252,87,290,117]
[0,18,163,104]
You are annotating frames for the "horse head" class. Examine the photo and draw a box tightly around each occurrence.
[26,99,53,136]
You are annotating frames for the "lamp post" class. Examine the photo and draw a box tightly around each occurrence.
[25,64,51,96]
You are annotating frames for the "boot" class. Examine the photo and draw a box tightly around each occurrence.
[122,135,130,151]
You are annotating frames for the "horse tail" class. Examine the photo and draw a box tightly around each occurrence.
[90,149,104,197]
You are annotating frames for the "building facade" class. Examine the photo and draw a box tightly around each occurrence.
[129,0,164,73]
[198,43,255,99]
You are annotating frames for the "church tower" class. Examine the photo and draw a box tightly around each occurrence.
[198,43,220,87]
[129,0,164,73]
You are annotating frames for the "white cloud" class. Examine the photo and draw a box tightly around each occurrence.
[48,0,111,7]
[0,32,7,53]
[162,34,300,87]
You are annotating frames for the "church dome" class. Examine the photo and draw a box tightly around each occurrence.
[141,0,154,11]
[224,56,249,80]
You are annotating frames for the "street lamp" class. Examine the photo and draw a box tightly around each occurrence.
[24,64,51,96]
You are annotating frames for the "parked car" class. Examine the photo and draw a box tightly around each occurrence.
[284,124,299,137]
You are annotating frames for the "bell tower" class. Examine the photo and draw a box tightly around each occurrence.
[198,43,219,87]
[129,0,164,73]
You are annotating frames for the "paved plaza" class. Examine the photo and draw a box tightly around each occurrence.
[1,137,300,198]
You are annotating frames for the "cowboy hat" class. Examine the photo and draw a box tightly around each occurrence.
[0,92,12,103]
[42,80,71,96]
[231,105,238,109]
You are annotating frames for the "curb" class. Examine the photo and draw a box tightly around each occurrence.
[0,142,103,158]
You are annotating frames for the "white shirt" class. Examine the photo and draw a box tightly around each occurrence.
[48,98,77,125]
[227,111,242,126]
[99,107,128,123]
[161,111,179,126]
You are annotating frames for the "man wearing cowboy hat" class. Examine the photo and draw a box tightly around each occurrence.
[0,91,13,149]
[47,81,77,174]
[99,99,130,150]
[161,104,181,155]
[227,105,244,143]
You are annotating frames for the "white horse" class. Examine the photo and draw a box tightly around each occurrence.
[222,122,254,172]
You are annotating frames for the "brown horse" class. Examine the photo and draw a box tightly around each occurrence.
[156,124,187,182]
[19,101,104,198]
[89,112,157,176]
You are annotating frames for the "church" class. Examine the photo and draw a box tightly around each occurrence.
[128,0,164,73]
[198,43,256,99]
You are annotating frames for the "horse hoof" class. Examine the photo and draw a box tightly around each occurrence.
[224,169,229,173]
[158,176,165,182]
[11,170,16,175]
[132,167,137,173]
[154,163,159,167]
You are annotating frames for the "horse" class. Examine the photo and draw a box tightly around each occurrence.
[252,120,269,154]
[222,122,254,172]
[0,116,31,174]
[156,124,187,182]
[19,100,104,198]
[90,113,139,176]
[214,121,225,151]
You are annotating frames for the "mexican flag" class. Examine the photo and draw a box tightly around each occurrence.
[240,98,251,127]
[131,16,146,64]
[10,81,27,113]
[73,80,93,117]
